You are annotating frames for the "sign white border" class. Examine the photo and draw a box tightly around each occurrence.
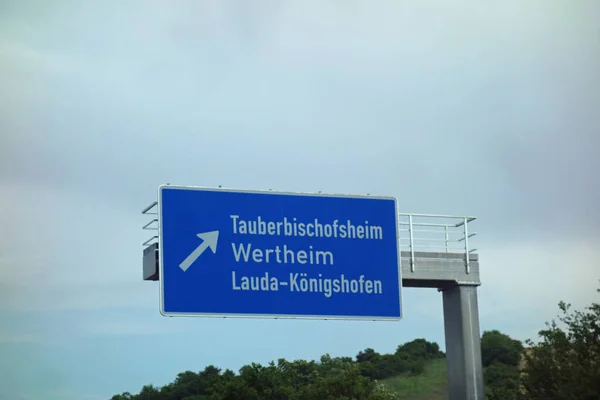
[158,184,403,321]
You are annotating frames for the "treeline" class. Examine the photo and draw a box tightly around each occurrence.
[112,284,600,400]
[110,338,443,400]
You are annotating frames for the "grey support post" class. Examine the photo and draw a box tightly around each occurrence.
[442,284,484,400]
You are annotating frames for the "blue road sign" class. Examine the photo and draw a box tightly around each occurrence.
[158,185,402,320]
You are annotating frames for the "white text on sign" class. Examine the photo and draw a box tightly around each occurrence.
[230,215,383,240]
[232,271,383,297]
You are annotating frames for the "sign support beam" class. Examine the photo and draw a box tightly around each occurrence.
[441,284,485,400]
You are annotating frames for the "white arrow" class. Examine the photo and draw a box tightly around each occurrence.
[179,231,219,272]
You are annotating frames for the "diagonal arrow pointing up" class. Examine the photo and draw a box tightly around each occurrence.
[179,231,219,272]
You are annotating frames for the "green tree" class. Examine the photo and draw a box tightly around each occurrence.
[480,330,523,400]
[297,362,390,400]
[481,330,523,368]
[110,393,135,400]
[483,362,521,400]
[395,338,443,360]
[137,384,164,400]
[356,348,381,364]
[521,284,600,400]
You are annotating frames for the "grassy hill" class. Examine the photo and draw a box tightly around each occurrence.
[381,359,448,400]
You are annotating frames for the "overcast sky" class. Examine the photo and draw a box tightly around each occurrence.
[1,1,599,399]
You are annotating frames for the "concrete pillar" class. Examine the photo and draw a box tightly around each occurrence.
[442,284,484,400]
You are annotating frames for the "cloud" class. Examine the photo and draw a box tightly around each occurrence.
[1,0,597,239]
[0,1,599,398]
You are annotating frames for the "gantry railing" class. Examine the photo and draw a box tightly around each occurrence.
[141,201,158,247]
[141,202,477,275]
[398,213,477,273]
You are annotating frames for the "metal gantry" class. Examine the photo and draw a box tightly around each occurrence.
[140,205,483,400]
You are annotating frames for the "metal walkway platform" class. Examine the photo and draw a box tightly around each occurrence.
[397,213,479,289]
